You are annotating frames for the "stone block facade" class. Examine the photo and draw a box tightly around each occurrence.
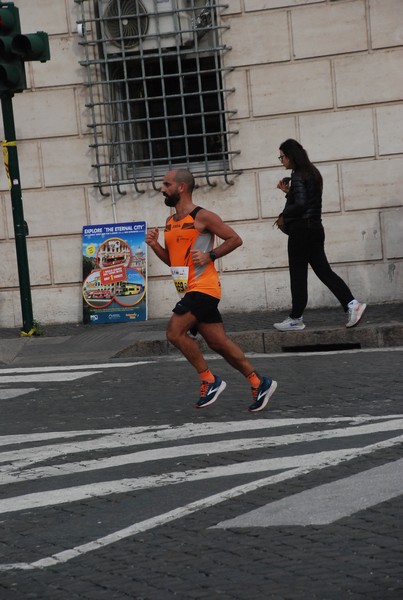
[0,0,401,326]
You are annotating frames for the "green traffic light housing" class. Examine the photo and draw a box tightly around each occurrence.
[0,3,50,95]
[0,5,19,34]
[12,31,50,63]
[0,4,24,94]
[0,61,21,87]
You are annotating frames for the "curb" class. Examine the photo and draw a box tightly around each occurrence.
[113,322,403,358]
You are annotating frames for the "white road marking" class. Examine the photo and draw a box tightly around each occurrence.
[0,362,152,374]
[1,415,396,447]
[2,415,397,469]
[214,458,403,528]
[0,362,402,576]
[0,361,154,400]
[2,418,402,484]
[0,372,101,383]
[1,437,403,516]
[0,388,38,400]
[1,433,402,571]
[0,425,168,448]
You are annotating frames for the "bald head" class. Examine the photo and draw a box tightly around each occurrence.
[172,169,195,193]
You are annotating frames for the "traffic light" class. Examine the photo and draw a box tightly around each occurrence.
[0,3,50,95]
[0,4,25,93]
[12,31,50,62]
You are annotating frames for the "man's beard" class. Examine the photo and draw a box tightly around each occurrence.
[164,192,180,207]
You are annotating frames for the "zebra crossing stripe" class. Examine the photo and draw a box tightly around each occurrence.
[214,457,403,527]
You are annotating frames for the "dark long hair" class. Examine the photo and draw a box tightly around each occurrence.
[279,139,323,190]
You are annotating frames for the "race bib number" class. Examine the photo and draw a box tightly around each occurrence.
[171,266,189,296]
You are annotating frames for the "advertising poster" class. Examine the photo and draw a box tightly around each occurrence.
[82,221,147,324]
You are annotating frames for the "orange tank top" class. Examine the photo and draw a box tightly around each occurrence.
[164,207,221,299]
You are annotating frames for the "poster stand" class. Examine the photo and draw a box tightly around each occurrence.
[82,222,147,324]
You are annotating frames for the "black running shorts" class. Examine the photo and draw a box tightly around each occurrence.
[172,292,223,324]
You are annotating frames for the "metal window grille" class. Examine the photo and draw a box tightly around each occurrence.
[75,0,240,194]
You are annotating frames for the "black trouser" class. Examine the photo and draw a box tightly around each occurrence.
[287,220,354,318]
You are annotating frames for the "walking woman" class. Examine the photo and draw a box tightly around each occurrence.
[274,138,366,331]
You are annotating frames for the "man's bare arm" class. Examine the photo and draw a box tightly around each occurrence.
[192,209,242,266]
[145,227,170,266]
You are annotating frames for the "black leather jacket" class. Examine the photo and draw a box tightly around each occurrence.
[282,171,322,225]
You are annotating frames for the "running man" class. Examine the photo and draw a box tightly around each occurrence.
[146,168,277,412]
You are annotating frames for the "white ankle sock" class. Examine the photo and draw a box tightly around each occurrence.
[348,299,359,308]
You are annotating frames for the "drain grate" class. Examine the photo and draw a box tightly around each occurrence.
[282,343,361,353]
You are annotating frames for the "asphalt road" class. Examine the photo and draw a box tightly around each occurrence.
[0,348,402,599]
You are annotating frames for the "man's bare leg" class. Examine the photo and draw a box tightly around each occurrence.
[166,313,227,407]
[198,321,255,376]
[199,321,277,412]
[166,312,208,373]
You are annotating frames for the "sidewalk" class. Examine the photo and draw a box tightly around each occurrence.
[0,302,402,366]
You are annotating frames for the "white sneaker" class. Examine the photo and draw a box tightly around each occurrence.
[273,317,305,331]
[346,302,367,328]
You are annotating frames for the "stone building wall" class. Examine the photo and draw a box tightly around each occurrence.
[0,0,402,326]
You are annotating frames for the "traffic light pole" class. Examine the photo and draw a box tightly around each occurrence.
[0,4,50,335]
[1,91,34,334]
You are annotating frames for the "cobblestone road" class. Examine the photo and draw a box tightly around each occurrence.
[0,349,402,599]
